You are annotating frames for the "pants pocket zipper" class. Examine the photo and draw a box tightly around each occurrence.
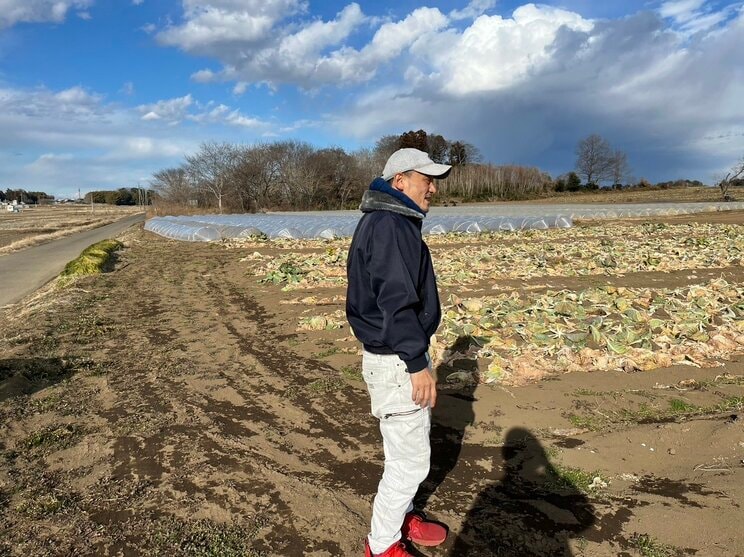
[383,408,422,420]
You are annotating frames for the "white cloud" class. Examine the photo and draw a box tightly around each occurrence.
[35,152,75,163]
[659,0,739,33]
[280,3,364,55]
[137,94,194,123]
[158,2,448,88]
[55,86,100,105]
[191,68,217,83]
[232,81,248,95]
[157,0,304,52]
[332,4,744,181]
[659,0,706,22]
[0,0,93,29]
[430,4,594,94]
[449,0,496,21]
[225,111,263,128]
[0,85,274,195]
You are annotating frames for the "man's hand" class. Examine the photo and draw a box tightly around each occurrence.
[410,367,437,409]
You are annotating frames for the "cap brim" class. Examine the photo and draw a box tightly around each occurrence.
[417,162,452,178]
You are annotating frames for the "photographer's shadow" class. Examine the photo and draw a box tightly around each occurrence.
[449,427,596,556]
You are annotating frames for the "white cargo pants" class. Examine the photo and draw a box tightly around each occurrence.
[362,351,432,555]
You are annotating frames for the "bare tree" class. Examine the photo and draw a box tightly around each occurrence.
[608,149,630,186]
[716,156,744,201]
[448,140,481,166]
[230,143,283,211]
[373,135,399,167]
[150,167,194,204]
[575,134,613,186]
[264,140,319,208]
[185,142,239,213]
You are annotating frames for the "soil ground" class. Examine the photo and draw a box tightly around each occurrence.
[1,210,743,556]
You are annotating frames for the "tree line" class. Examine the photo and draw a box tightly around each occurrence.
[0,189,55,204]
[6,131,738,210]
[84,187,151,206]
[150,130,552,213]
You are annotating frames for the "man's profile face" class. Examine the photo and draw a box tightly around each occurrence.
[394,171,437,213]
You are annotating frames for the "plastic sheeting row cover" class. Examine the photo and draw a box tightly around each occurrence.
[144,213,572,241]
[144,201,744,242]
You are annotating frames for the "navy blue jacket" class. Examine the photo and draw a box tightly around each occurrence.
[345,179,441,373]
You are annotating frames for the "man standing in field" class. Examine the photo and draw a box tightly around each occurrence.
[346,148,451,557]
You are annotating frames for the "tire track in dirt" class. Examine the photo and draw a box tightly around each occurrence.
[89,238,378,553]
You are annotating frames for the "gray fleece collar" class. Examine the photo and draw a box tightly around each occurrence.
[359,189,424,219]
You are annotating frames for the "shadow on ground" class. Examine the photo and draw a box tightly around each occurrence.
[0,357,74,402]
[414,336,596,556]
[449,427,596,556]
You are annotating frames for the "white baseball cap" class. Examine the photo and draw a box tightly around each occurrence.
[382,148,452,181]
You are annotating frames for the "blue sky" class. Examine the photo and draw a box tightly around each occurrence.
[0,0,742,198]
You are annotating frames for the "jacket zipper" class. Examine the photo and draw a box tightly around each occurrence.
[383,408,422,420]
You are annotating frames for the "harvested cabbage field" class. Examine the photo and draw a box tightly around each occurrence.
[1,210,743,556]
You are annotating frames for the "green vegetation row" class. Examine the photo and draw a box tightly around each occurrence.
[60,239,122,282]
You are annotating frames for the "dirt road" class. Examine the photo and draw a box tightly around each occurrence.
[0,213,144,308]
[1,216,743,556]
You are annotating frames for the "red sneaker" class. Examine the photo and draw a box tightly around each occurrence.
[401,512,447,547]
[364,539,415,556]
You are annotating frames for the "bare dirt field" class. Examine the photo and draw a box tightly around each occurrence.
[1,210,743,556]
[0,205,143,255]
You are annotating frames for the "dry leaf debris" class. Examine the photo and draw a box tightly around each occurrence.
[440,279,744,385]
[244,223,743,290]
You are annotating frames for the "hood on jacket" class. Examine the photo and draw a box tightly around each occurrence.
[358,177,425,219]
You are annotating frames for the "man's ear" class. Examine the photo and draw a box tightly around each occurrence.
[391,173,405,192]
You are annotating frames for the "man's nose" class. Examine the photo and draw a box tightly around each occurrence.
[430,181,437,193]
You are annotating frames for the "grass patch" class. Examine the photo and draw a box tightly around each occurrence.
[15,491,75,519]
[567,413,606,431]
[60,239,122,281]
[19,424,81,453]
[283,376,345,399]
[73,313,115,337]
[629,533,679,557]
[718,396,744,412]
[571,388,608,397]
[147,516,268,557]
[668,398,698,414]
[312,346,340,358]
[546,463,604,494]
[567,391,743,432]
[28,393,66,414]
[308,377,345,393]
[341,365,363,381]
